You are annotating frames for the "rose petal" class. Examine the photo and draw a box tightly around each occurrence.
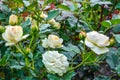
[42,38,49,48]
[5,42,15,46]
[91,46,109,55]
[21,34,29,40]
[85,38,95,48]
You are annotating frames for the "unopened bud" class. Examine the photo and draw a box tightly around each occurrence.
[110,37,115,46]
[79,31,86,39]
[31,20,38,32]
[48,19,56,25]
[53,22,61,29]
[40,12,48,19]
[26,47,31,54]
[0,25,5,33]
[9,14,18,25]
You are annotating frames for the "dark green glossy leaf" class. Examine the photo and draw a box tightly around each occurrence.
[115,3,120,9]
[20,18,31,34]
[63,71,76,80]
[46,10,59,20]
[113,34,120,43]
[106,48,119,69]
[47,74,61,80]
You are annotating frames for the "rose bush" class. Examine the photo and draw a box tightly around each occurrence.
[0,0,120,80]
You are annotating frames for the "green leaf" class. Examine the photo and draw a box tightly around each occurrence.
[0,55,7,66]
[115,65,120,74]
[113,34,120,43]
[0,14,5,20]
[39,24,50,31]
[94,75,111,80]
[47,0,57,4]
[22,76,33,80]
[10,65,24,69]
[106,48,119,69]
[46,10,59,20]
[63,71,76,80]
[62,51,76,60]
[58,4,70,11]
[29,69,36,76]
[23,0,30,7]
[20,18,31,34]
[47,74,61,80]
[112,24,120,33]
[0,4,10,12]
[110,19,120,25]
[62,44,81,54]
[115,3,120,9]
[101,20,111,28]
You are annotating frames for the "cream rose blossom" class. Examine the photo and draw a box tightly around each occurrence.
[42,51,69,76]
[2,26,29,46]
[85,31,110,54]
[42,35,63,48]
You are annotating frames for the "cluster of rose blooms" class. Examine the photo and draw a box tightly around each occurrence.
[1,13,110,76]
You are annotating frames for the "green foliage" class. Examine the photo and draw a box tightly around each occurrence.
[0,0,120,79]
[47,10,59,20]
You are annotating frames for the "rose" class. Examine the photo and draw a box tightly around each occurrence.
[9,14,18,25]
[42,51,69,76]
[2,26,29,46]
[42,34,63,48]
[85,31,110,54]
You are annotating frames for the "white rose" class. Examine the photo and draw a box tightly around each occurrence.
[85,31,110,55]
[42,35,63,48]
[9,14,18,25]
[2,26,29,46]
[42,51,69,76]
